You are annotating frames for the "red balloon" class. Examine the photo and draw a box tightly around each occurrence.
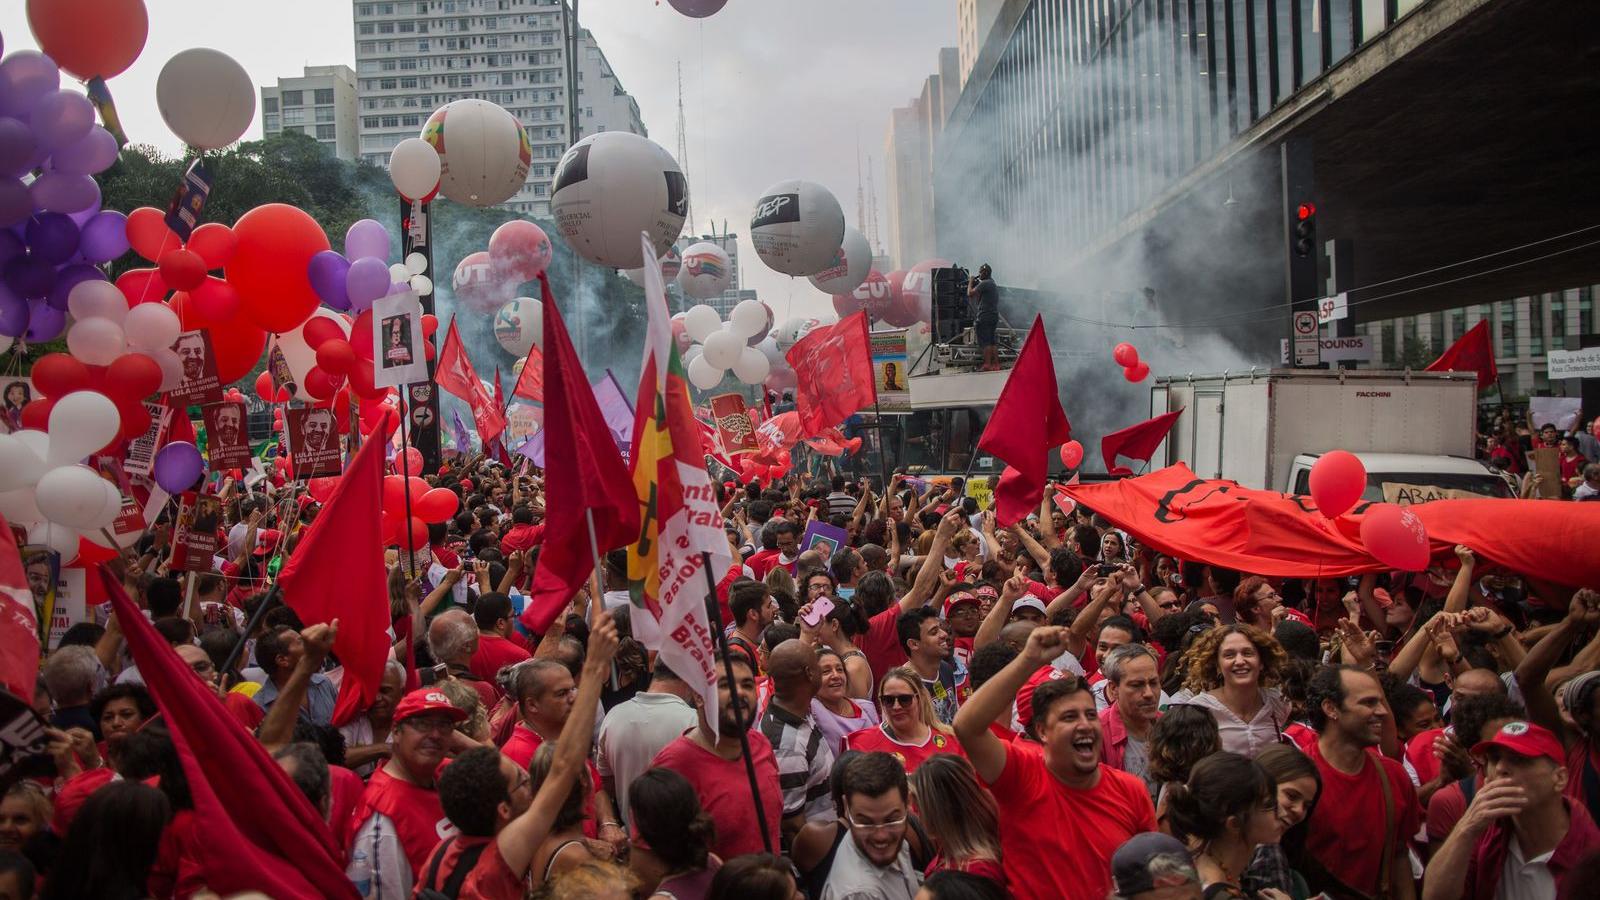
[158,249,207,292]
[1123,362,1151,382]
[113,396,149,440]
[30,353,91,397]
[1309,450,1367,519]
[20,398,52,430]
[169,291,267,383]
[488,220,553,283]
[362,403,400,439]
[254,371,286,403]
[1112,342,1140,367]
[402,516,429,551]
[349,311,374,362]
[381,475,408,510]
[1059,440,1084,470]
[125,208,179,263]
[308,476,340,503]
[187,277,240,321]
[1360,504,1431,571]
[186,223,237,270]
[877,270,913,327]
[346,360,385,400]
[302,316,345,351]
[116,267,169,307]
[303,366,340,400]
[227,204,331,334]
[421,314,438,337]
[105,354,163,402]
[424,339,435,363]
[415,487,460,523]
[315,340,356,376]
[26,0,149,80]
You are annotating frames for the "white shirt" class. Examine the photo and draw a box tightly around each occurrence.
[597,691,699,826]
[1498,833,1556,900]
[1185,688,1292,759]
[819,833,921,900]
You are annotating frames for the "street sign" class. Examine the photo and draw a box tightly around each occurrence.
[1292,312,1321,367]
[1316,292,1348,324]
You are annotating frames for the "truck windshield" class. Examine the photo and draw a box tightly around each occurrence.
[1361,472,1515,501]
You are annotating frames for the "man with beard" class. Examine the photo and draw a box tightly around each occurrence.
[650,650,782,861]
[898,607,965,725]
[953,626,1156,900]
[347,689,467,899]
[214,403,242,450]
[174,332,207,384]
[820,751,921,900]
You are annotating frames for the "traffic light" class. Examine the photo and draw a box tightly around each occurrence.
[1293,202,1317,257]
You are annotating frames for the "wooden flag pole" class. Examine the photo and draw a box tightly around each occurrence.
[583,508,621,691]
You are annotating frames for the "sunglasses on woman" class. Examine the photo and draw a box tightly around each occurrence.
[879,692,917,708]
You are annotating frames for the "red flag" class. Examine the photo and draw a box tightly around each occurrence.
[513,343,546,404]
[486,366,513,466]
[435,320,508,442]
[277,413,391,726]
[0,512,38,700]
[522,273,641,634]
[976,316,1071,526]
[1100,409,1184,477]
[97,567,359,900]
[1425,320,1498,391]
[786,312,877,436]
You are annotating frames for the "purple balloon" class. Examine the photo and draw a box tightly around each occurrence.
[49,125,117,176]
[345,219,391,263]
[0,229,22,266]
[79,210,129,262]
[0,52,61,120]
[29,90,94,150]
[0,177,30,227]
[308,249,352,310]
[46,263,105,311]
[23,299,65,341]
[29,170,98,213]
[0,117,38,178]
[3,252,55,299]
[0,283,27,337]
[153,441,205,493]
[346,256,391,309]
[25,212,79,264]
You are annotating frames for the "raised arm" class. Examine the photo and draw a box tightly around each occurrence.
[258,621,337,748]
[1514,589,1599,742]
[954,626,1071,782]
[974,567,1028,651]
[1010,524,1052,571]
[1443,546,1476,614]
[1065,574,1122,659]
[898,509,963,613]
[1044,567,1098,621]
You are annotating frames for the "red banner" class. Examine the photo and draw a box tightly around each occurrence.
[436,320,508,442]
[0,511,38,700]
[786,312,876,435]
[709,393,758,455]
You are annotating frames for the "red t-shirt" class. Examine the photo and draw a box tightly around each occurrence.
[860,605,906,682]
[500,723,602,839]
[414,834,528,900]
[843,724,964,773]
[746,549,780,580]
[1303,740,1421,897]
[650,731,783,861]
[1426,778,1472,843]
[499,523,545,556]
[350,767,455,878]
[981,742,1157,900]
[468,633,532,684]
[329,764,365,850]
[1404,726,1447,786]
[952,635,974,670]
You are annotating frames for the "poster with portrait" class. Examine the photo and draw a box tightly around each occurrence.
[170,491,222,572]
[21,547,87,651]
[800,521,849,560]
[0,376,32,434]
[372,290,428,389]
[286,406,343,478]
[870,330,910,414]
[168,329,222,406]
[709,393,758,455]
[203,401,252,472]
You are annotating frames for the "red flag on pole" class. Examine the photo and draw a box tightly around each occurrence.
[0,512,39,701]
[1425,319,1498,391]
[976,316,1071,526]
[1100,409,1184,477]
[513,343,546,404]
[435,319,508,442]
[521,273,641,634]
[786,312,877,436]
[486,366,513,466]
[276,413,391,726]
[97,567,359,900]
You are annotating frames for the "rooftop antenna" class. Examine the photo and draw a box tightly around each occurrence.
[675,60,694,235]
[856,133,867,236]
[865,155,882,255]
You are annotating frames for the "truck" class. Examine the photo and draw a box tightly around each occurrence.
[1150,369,1514,501]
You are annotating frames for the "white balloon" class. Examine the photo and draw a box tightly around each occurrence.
[156,48,255,150]
[757,336,784,366]
[728,299,769,339]
[389,263,411,283]
[701,329,744,369]
[686,355,724,391]
[733,346,771,385]
[389,137,442,201]
[676,242,731,300]
[405,252,429,275]
[0,435,33,492]
[13,431,51,478]
[274,310,351,402]
[67,280,128,324]
[36,464,115,530]
[422,99,531,207]
[47,391,120,465]
[0,488,42,526]
[551,131,687,268]
[750,179,847,276]
[409,274,434,296]
[66,318,125,366]
[493,298,542,356]
[682,344,703,367]
[682,305,723,343]
[807,226,872,296]
[123,302,182,351]
[153,348,184,391]
[772,316,822,350]
[26,521,79,558]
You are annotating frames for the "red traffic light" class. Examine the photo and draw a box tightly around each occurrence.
[1297,202,1316,220]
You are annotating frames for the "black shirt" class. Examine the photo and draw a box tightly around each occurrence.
[974,277,999,319]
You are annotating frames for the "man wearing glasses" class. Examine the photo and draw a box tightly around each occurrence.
[820,751,922,900]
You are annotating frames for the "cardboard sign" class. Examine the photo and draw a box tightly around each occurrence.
[1531,447,1563,498]
[373,291,429,389]
[287,406,343,478]
[1381,483,1483,506]
[709,393,758,455]
[168,329,222,405]
[801,521,848,559]
[203,401,252,472]
[124,400,173,477]
[172,492,223,572]
[870,330,911,414]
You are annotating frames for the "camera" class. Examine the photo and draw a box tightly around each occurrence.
[1095,563,1117,577]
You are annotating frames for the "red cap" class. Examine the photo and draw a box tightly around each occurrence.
[252,528,283,556]
[392,688,468,726]
[296,495,317,511]
[942,591,978,617]
[1471,720,1564,763]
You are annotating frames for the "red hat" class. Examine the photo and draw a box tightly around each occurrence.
[1471,720,1563,763]
[296,495,317,511]
[252,528,283,556]
[942,591,979,618]
[392,688,468,726]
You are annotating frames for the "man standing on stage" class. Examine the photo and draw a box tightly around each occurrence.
[968,264,1000,371]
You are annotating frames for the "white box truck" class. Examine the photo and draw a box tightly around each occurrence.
[1149,369,1514,501]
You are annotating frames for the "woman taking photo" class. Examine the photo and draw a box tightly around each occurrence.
[844,667,964,773]
[811,647,879,757]
[907,755,1002,889]
[629,768,720,900]
[1181,624,1292,759]
[1163,751,1288,899]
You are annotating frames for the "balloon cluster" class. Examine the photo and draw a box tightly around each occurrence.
[1113,342,1150,382]
[679,299,776,390]
[0,390,129,558]
[381,474,459,549]
[1308,451,1432,571]
[450,219,553,314]
[30,282,181,438]
[308,219,430,314]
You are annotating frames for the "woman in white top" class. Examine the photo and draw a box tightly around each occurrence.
[810,647,879,757]
[1181,623,1292,759]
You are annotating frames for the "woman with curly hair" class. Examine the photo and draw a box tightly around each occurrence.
[1179,623,1292,759]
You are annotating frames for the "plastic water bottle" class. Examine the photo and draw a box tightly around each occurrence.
[349,848,372,897]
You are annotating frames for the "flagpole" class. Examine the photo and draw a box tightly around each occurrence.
[218,581,282,680]
[698,550,774,854]
[583,508,621,691]
[397,391,419,582]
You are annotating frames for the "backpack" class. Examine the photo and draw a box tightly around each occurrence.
[416,835,491,900]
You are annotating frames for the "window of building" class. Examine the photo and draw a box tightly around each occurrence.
[400,76,418,88]
[379,22,395,34]
[1529,297,1544,356]
[400,58,418,70]
[358,3,374,14]
[282,107,307,125]
[401,114,420,126]
[363,116,380,128]
[1498,303,1517,356]
[1551,294,1567,342]
[282,90,303,106]
[399,20,415,33]
[359,23,375,34]
[534,183,547,197]
[381,60,397,71]
[263,97,278,113]
[380,78,397,90]
[314,88,334,105]
[263,113,280,131]
[316,124,337,140]
[315,107,335,123]
[1580,287,1594,335]
[381,116,400,128]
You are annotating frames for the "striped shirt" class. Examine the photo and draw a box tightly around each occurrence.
[826,492,858,519]
[758,700,837,824]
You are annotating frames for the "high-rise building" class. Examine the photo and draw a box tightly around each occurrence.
[955,0,1003,88]
[884,47,959,270]
[260,65,360,160]
[351,0,646,217]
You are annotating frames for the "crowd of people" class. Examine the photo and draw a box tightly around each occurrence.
[7,456,1600,900]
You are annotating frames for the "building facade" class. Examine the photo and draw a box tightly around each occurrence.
[260,65,360,159]
[884,46,959,271]
[351,0,646,217]
[956,0,1004,88]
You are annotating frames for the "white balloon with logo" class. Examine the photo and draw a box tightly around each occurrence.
[677,242,731,300]
[493,298,542,356]
[750,179,846,277]
[807,226,871,296]
[551,131,688,268]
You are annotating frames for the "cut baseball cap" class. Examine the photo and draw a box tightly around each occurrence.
[1011,596,1048,618]
[1112,831,1199,896]
[393,689,469,726]
[252,528,283,556]
[1471,720,1563,763]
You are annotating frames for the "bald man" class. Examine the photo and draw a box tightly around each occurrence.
[757,638,836,836]
[1406,666,1510,795]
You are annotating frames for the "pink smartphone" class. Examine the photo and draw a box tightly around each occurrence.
[801,597,835,628]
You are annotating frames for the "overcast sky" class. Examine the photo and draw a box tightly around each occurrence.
[0,1,958,320]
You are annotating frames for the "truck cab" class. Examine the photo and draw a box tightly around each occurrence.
[1285,452,1515,502]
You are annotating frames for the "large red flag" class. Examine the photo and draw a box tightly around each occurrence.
[976,316,1071,526]
[1425,320,1498,391]
[436,320,508,442]
[98,567,359,900]
[0,511,38,700]
[277,413,391,726]
[1101,409,1184,477]
[513,343,546,404]
[522,273,641,634]
[486,366,513,466]
[786,312,876,436]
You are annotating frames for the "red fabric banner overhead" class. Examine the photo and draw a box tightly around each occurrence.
[1058,464,1600,592]
[1426,319,1498,391]
[786,312,877,435]
[1101,409,1184,476]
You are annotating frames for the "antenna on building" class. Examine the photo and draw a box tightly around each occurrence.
[856,132,867,236]
[675,60,694,236]
[866,155,882,255]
